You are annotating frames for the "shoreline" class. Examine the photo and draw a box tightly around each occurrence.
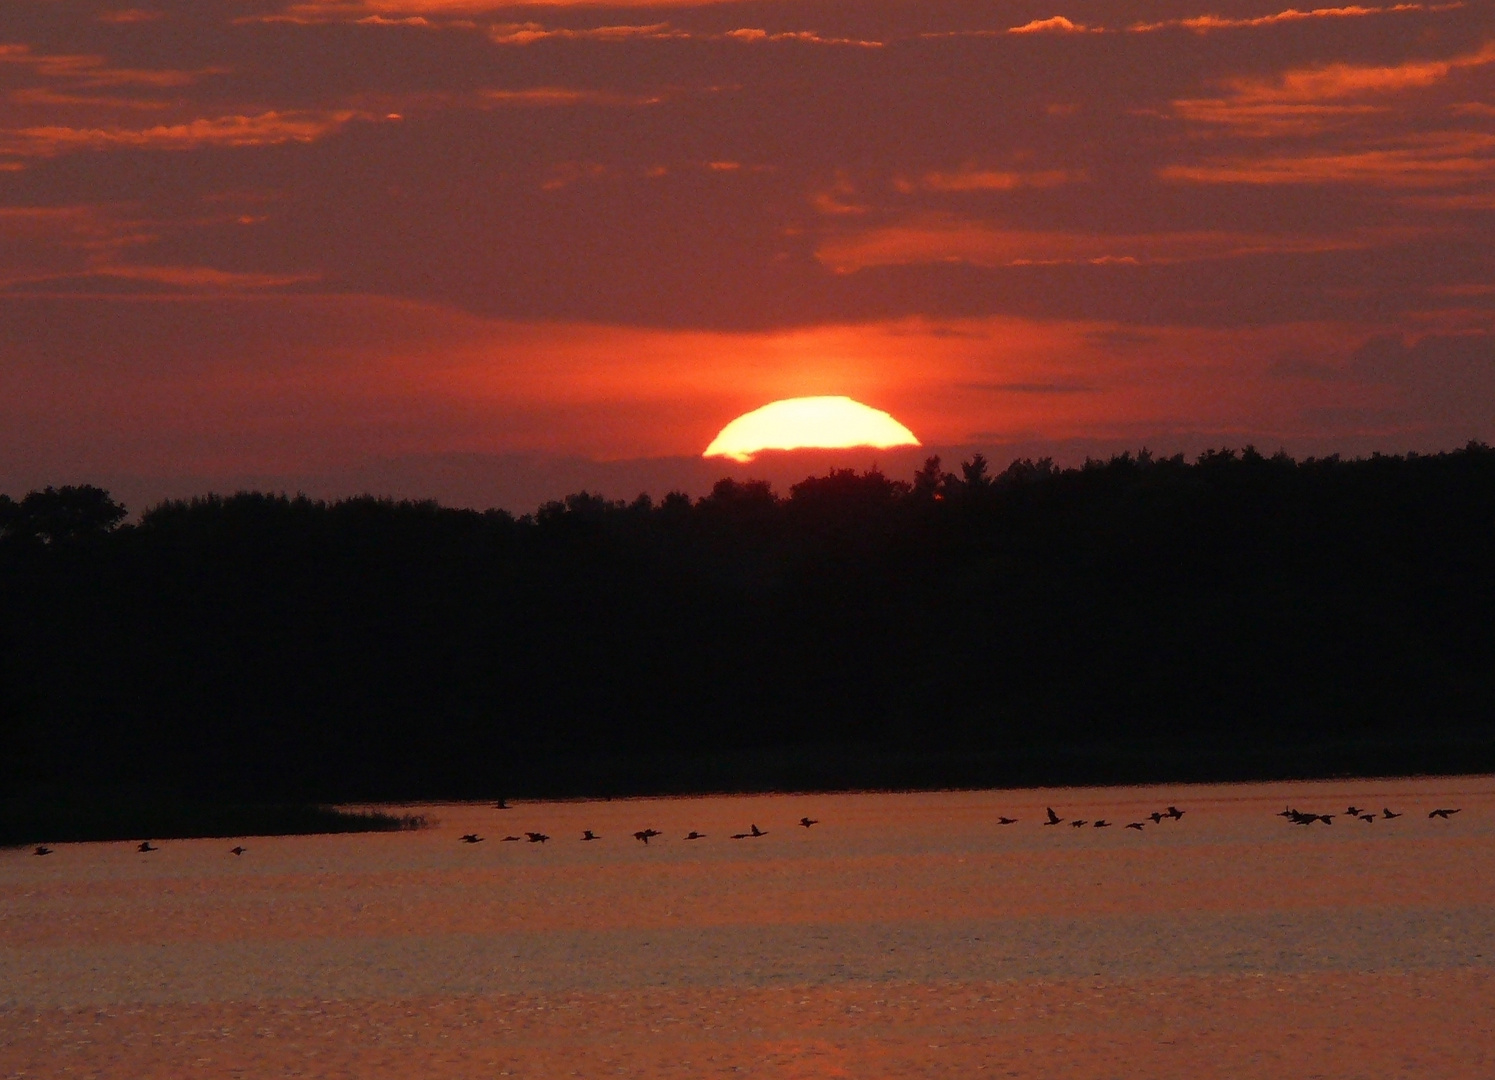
[1,800,425,848]
[9,736,1495,845]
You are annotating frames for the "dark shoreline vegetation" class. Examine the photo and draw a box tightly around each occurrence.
[0,798,424,848]
[4,445,1495,840]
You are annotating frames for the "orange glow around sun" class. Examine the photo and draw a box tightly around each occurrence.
[704,396,920,462]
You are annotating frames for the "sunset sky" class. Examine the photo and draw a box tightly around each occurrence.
[3,0,1493,510]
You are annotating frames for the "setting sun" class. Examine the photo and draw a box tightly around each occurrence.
[704,396,920,462]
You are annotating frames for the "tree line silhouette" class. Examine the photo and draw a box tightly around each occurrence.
[4,445,1495,807]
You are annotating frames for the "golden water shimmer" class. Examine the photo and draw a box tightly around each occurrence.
[4,779,1493,1078]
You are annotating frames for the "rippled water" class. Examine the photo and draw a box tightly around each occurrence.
[3,778,1493,1078]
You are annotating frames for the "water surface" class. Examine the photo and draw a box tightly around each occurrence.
[3,778,1492,1077]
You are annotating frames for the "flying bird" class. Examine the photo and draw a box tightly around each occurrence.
[1093,820,1111,828]
[581,830,599,841]
[1070,819,1088,828]
[525,832,549,843]
[1149,812,1165,824]
[1125,822,1145,830]
[1359,814,1376,823]
[1429,808,1461,819]
[1277,807,1298,819]
[1044,808,1063,826]
[634,829,661,844]
[34,846,51,856]
[137,841,157,852]
[685,831,705,840]
[799,817,818,828]
[501,835,521,842]
[998,816,1018,825]
[1318,814,1335,824]
[1346,806,1364,817]
[1382,808,1402,819]
[1166,806,1185,820]
[230,846,247,856]
[460,833,484,844]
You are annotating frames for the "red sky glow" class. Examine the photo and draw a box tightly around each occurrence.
[2,0,1492,510]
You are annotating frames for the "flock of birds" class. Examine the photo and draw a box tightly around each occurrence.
[454,817,806,846]
[24,799,1468,857]
[1278,804,1462,825]
[1038,804,1186,829]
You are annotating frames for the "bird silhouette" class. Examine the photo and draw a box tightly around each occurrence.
[1070,819,1088,828]
[1125,822,1145,831]
[1359,813,1376,823]
[137,841,156,852]
[230,846,247,856]
[634,829,661,844]
[581,830,599,841]
[1093,820,1111,828]
[1044,807,1063,826]
[799,817,818,828]
[1286,809,1318,825]
[1166,806,1184,820]
[1318,814,1335,824]
[731,825,768,839]
[751,824,766,837]
[34,846,51,856]
[525,832,549,843]
[1346,806,1364,817]
[998,816,1018,825]
[460,833,484,844]
[1149,812,1165,824]
[1382,808,1402,819]
[1277,806,1298,819]
[1429,808,1461,819]
[684,831,705,840]
[500,835,521,842]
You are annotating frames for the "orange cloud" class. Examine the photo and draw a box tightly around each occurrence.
[75,265,321,290]
[0,203,320,295]
[810,174,868,215]
[1008,16,1097,34]
[97,8,167,23]
[0,204,160,284]
[903,167,1078,192]
[0,44,217,88]
[814,216,1416,272]
[1178,39,1495,126]
[1131,3,1458,34]
[1261,39,1495,99]
[2,110,366,158]
[277,0,729,13]
[7,87,176,110]
[485,23,881,46]
[994,3,1459,40]
[723,28,882,47]
[482,87,663,107]
[1161,132,1495,186]
[1169,40,1495,137]
[488,22,684,44]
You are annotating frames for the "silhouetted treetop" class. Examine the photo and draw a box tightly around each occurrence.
[0,485,126,546]
[3,442,1494,803]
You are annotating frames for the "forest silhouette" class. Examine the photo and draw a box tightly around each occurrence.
[4,445,1495,812]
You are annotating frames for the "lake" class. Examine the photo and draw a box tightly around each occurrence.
[3,778,1493,1078]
